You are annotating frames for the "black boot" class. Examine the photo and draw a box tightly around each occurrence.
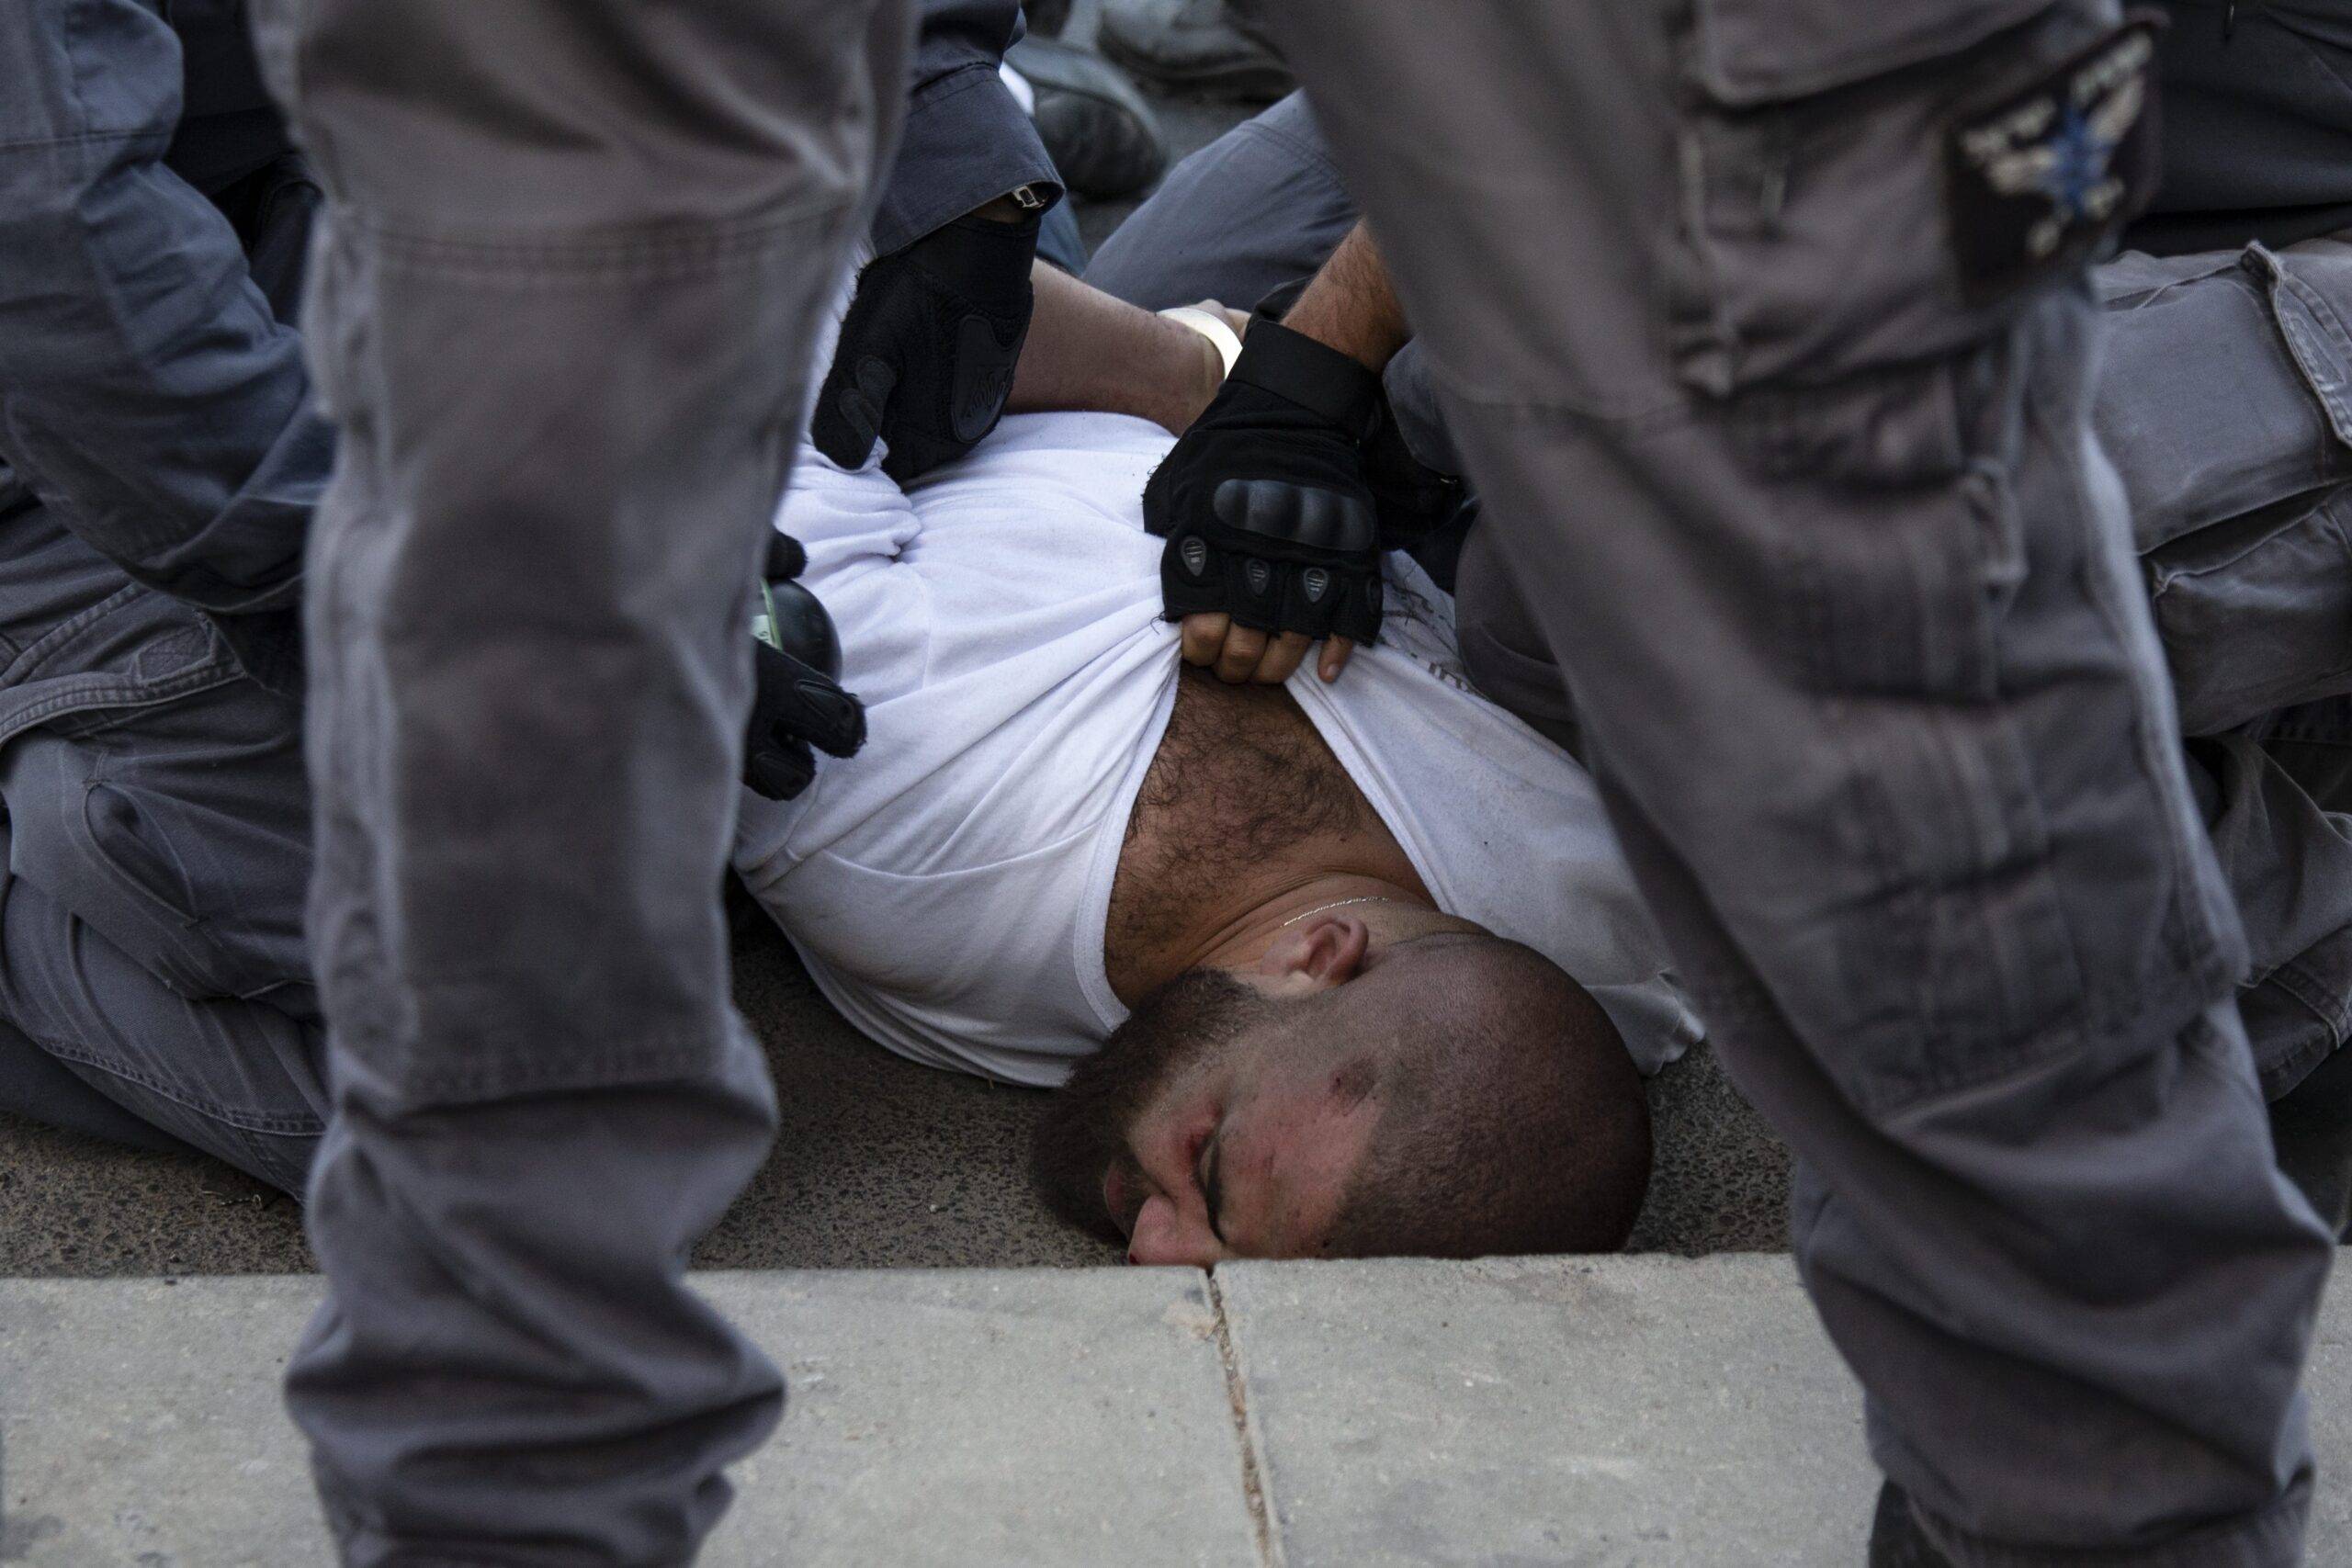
[1008,35,1170,201]
[1097,0,1294,103]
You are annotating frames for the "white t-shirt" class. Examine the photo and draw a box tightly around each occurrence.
[732,412,1701,1087]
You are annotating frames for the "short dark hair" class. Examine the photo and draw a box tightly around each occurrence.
[1030,941,1650,1258]
[1325,941,1650,1258]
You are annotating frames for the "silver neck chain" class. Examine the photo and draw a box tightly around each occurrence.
[1276,895,1397,930]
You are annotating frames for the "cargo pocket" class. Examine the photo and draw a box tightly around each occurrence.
[2153,491,2352,735]
[1669,0,2153,394]
[2242,239,2352,466]
[72,777,235,1002]
[2139,242,2352,732]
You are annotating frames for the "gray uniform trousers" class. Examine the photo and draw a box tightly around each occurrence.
[240,2,911,1561]
[1106,5,2335,1562]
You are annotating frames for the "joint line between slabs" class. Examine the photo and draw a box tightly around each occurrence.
[1204,1270,1283,1568]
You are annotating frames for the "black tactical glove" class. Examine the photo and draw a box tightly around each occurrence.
[1363,399,1466,551]
[810,209,1040,484]
[743,534,865,801]
[1144,318,1385,644]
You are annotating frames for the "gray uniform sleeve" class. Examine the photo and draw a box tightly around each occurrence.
[868,0,1062,254]
[0,0,324,690]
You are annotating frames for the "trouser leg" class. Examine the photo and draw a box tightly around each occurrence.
[246,1,910,1561]
[2189,732,2352,1097]
[1086,93,1356,310]
[2097,239,2352,734]
[0,671,324,1190]
[0,820,323,1191]
[2238,697,2352,1231]
[0,1017,202,1157]
[2,675,317,1021]
[2128,0,2352,255]
[1266,4,2330,1563]
[2092,238,2352,1109]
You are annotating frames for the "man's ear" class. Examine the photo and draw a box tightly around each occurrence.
[1258,915,1371,995]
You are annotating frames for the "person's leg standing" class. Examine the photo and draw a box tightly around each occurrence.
[244,2,911,1561]
[1264,4,2331,1563]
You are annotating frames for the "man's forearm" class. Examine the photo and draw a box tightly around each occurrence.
[1281,220,1411,373]
[1010,262,1230,434]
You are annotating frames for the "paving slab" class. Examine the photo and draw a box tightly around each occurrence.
[0,1269,1259,1568]
[9,1257,2352,1564]
[1216,1252,2352,1567]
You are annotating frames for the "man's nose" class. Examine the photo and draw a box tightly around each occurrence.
[1125,1193,1222,1268]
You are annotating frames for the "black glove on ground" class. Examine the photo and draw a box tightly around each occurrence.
[1143,318,1385,644]
[811,210,1040,484]
[744,534,865,801]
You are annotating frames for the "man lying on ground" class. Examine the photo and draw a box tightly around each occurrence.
[0,241,1700,1266]
[732,379,1698,1265]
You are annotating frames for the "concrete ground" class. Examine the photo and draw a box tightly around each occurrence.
[7,1253,2352,1565]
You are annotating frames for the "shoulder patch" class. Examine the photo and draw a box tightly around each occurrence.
[1945,17,2162,305]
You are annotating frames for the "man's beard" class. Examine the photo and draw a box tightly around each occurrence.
[1030,968,1266,1241]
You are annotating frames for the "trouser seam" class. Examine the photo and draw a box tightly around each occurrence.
[338,194,859,280]
[2262,951,2352,1048]
[364,1035,739,1104]
[24,1032,324,1136]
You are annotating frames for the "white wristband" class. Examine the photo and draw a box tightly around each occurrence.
[1158,305,1245,381]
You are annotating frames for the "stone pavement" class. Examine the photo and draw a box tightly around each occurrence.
[15,1253,2349,1565]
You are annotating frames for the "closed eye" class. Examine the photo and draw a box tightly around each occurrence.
[1199,1129,1227,1247]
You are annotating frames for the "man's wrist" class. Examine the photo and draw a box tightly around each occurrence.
[1161,320,1230,435]
[1228,318,1384,435]
[1281,288,1408,374]
[1277,220,1410,374]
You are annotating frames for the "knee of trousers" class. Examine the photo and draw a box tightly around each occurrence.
[0,728,284,1007]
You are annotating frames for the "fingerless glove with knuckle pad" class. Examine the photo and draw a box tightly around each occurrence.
[1143,319,1387,645]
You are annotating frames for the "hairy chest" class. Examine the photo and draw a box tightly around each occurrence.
[1105,669,1401,985]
